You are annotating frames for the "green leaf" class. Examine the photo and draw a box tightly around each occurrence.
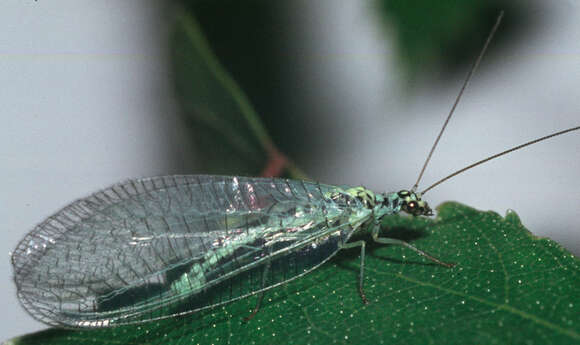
[171,8,304,179]
[377,0,530,81]
[171,9,268,175]
[8,202,578,345]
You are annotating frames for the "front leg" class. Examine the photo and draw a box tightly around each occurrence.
[371,222,455,268]
[339,240,369,304]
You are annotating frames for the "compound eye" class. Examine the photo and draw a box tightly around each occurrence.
[407,201,417,210]
[398,190,410,197]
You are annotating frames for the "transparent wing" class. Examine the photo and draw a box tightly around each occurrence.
[12,175,372,328]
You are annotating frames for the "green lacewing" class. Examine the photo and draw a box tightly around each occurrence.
[10,12,580,329]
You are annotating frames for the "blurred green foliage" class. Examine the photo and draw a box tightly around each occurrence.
[378,0,532,81]
[170,1,533,175]
[172,1,310,176]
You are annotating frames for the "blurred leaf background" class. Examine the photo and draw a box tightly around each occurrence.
[171,0,528,176]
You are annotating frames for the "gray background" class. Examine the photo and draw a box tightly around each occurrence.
[1,0,578,339]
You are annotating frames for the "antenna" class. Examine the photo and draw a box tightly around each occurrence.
[421,125,580,194]
[411,11,504,192]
